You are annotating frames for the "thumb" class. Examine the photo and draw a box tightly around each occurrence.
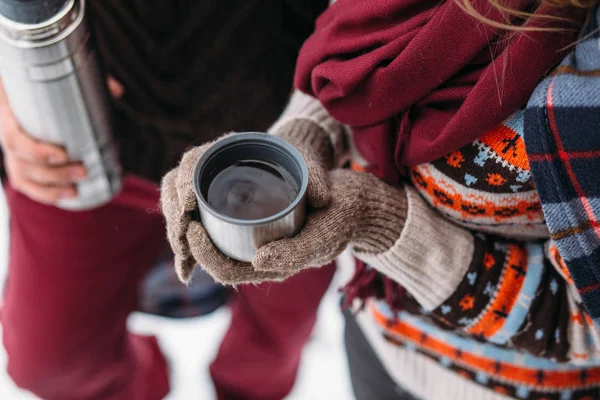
[253,235,316,272]
[107,76,125,99]
[305,161,330,208]
[253,206,348,272]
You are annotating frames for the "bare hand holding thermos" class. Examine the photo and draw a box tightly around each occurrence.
[0,76,123,205]
[0,0,122,210]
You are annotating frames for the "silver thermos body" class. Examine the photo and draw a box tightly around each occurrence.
[0,0,121,210]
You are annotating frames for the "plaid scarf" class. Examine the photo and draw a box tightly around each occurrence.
[524,6,600,327]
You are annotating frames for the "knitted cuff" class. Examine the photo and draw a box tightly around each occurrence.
[354,187,473,311]
[349,176,408,255]
[268,90,349,166]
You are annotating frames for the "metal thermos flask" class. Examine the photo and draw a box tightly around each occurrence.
[0,0,121,210]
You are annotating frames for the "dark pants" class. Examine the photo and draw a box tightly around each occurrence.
[1,176,335,400]
[344,309,419,400]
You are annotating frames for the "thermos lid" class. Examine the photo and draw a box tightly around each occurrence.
[0,0,70,24]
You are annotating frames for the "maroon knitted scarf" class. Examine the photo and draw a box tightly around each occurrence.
[294,0,585,184]
[295,0,586,311]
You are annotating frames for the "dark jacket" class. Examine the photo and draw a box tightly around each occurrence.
[89,0,327,182]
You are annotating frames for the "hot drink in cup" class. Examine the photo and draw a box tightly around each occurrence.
[194,133,308,262]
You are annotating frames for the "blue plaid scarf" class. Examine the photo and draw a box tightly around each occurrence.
[524,6,600,327]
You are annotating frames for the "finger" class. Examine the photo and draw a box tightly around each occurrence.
[107,76,125,99]
[17,158,86,186]
[253,236,314,273]
[186,222,289,285]
[161,169,184,228]
[174,253,197,284]
[231,269,294,285]
[306,162,330,208]
[175,133,239,212]
[10,173,76,205]
[222,267,292,286]
[176,143,212,212]
[161,169,192,257]
[4,126,68,165]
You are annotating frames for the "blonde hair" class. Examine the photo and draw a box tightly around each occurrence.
[454,0,599,31]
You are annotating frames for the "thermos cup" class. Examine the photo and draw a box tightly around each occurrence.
[0,0,121,210]
[194,133,308,262]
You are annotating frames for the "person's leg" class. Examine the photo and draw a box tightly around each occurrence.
[1,177,170,400]
[343,309,418,400]
[211,263,336,400]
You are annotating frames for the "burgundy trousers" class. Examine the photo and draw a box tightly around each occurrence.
[0,176,335,400]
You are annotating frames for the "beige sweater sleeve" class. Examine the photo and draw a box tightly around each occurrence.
[354,187,473,311]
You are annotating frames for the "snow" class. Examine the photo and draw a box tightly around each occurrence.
[0,188,354,400]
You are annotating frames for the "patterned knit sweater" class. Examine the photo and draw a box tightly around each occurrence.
[278,90,600,400]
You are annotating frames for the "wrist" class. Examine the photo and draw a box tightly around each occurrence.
[354,187,473,310]
[333,171,407,254]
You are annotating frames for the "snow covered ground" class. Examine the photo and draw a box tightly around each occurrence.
[0,187,354,400]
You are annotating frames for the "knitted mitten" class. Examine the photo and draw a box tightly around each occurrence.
[253,169,408,273]
[161,121,333,285]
